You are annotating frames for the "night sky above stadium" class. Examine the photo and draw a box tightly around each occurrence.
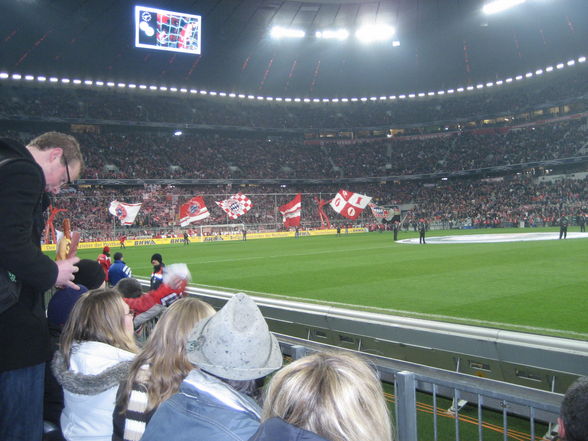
[1,0,587,97]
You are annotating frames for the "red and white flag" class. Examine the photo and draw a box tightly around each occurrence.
[329,189,372,220]
[179,196,210,226]
[279,194,301,228]
[109,201,142,225]
[369,203,390,221]
[215,193,253,219]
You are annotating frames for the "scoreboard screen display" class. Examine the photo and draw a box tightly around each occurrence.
[134,5,201,55]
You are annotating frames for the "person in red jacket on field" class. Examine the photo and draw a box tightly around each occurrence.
[97,246,111,283]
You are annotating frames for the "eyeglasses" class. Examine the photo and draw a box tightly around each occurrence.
[63,155,72,185]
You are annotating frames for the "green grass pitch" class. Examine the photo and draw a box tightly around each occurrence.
[72,228,588,340]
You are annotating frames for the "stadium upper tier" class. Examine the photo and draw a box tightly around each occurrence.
[0,63,586,129]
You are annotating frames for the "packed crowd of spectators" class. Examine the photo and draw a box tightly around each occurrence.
[1,64,587,128]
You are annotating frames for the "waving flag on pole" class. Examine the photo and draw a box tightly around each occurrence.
[109,201,142,225]
[369,203,390,221]
[330,189,372,220]
[279,194,301,228]
[179,196,210,226]
[215,193,253,219]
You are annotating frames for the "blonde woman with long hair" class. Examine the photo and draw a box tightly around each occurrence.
[113,296,215,441]
[52,289,138,441]
[250,351,394,441]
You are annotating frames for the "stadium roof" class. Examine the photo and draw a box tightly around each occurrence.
[1,0,587,97]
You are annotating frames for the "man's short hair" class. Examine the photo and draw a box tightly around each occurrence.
[114,252,123,261]
[28,131,84,173]
[561,377,588,441]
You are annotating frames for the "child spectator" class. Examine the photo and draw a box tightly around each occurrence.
[250,351,393,441]
[113,297,215,441]
[108,252,131,286]
[51,289,138,441]
[141,293,283,441]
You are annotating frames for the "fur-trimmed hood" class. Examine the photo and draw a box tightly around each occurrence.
[52,347,133,396]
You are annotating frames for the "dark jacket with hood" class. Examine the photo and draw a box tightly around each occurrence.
[0,138,57,372]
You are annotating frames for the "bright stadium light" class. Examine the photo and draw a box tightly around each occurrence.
[525,72,533,78]
[294,98,301,102]
[107,82,115,87]
[117,83,126,88]
[315,29,349,40]
[567,59,575,66]
[360,97,368,101]
[457,87,465,92]
[61,78,70,83]
[174,130,182,136]
[466,86,474,91]
[229,93,236,98]
[73,79,81,84]
[496,80,503,85]
[545,66,554,72]
[209,91,217,95]
[350,98,358,102]
[25,75,34,81]
[247,95,254,99]
[447,89,455,94]
[159,86,167,91]
[515,75,523,80]
[438,90,445,95]
[218,92,226,96]
[408,93,416,98]
[170,87,178,92]
[483,0,526,15]
[12,74,22,80]
[341,98,348,102]
[392,40,400,47]
[38,76,47,82]
[270,26,305,39]
[476,84,484,89]
[356,25,395,43]
[138,84,146,89]
[505,77,513,83]
[369,97,377,101]
[418,92,426,97]
[0,72,8,79]
[486,82,494,87]
[180,88,188,93]
[95,81,104,86]
[556,63,564,69]
[303,98,311,102]
[579,56,586,63]
[399,94,406,99]
[128,84,137,89]
[50,77,59,83]
[149,85,157,90]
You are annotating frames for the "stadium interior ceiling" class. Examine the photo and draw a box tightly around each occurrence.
[1,0,587,98]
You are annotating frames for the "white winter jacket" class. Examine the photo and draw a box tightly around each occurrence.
[52,341,136,441]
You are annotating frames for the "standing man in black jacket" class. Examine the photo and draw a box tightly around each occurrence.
[0,132,83,440]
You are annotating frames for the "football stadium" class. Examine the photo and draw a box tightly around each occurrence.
[1,0,588,440]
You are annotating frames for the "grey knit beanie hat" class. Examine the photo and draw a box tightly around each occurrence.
[186,293,282,380]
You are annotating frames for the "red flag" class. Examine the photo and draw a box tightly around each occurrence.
[329,189,372,220]
[179,196,210,226]
[279,194,301,227]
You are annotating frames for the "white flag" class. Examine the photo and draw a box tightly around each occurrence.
[330,189,372,220]
[109,201,142,225]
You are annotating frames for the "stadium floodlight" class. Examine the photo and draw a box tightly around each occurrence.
[525,72,533,78]
[174,130,182,136]
[200,90,208,95]
[256,96,264,100]
[95,81,104,86]
[457,87,464,92]
[350,98,358,102]
[505,77,513,83]
[0,72,8,79]
[303,98,311,102]
[219,92,226,96]
[73,79,81,84]
[486,82,494,87]
[61,78,70,84]
[180,88,188,93]
[25,75,34,81]
[341,98,348,102]
[270,26,305,40]
[117,83,126,88]
[50,77,59,83]
[496,80,503,85]
[12,74,22,80]
[285,98,292,102]
[579,56,586,63]
[275,97,283,101]
[418,92,425,97]
[389,95,397,99]
[38,76,47,82]
[238,94,245,98]
[107,82,115,87]
[466,86,474,90]
[392,40,400,47]
[476,84,484,89]
[247,95,254,99]
[447,89,455,94]
[408,93,416,98]
[545,66,554,72]
[209,91,217,95]
[170,87,178,92]
[137,84,146,89]
[355,25,395,43]
[428,91,435,96]
[438,90,445,95]
[399,94,406,99]
[369,97,377,101]
[515,75,523,80]
[535,69,543,75]
[482,0,526,15]
[294,98,301,102]
[379,96,387,100]
[556,63,564,69]
[159,86,167,91]
[567,59,575,66]
[360,97,368,101]
[322,98,330,102]
[229,93,236,98]
[315,29,349,40]
[149,85,157,90]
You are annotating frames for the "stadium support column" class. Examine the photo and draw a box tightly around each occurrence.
[396,371,418,441]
